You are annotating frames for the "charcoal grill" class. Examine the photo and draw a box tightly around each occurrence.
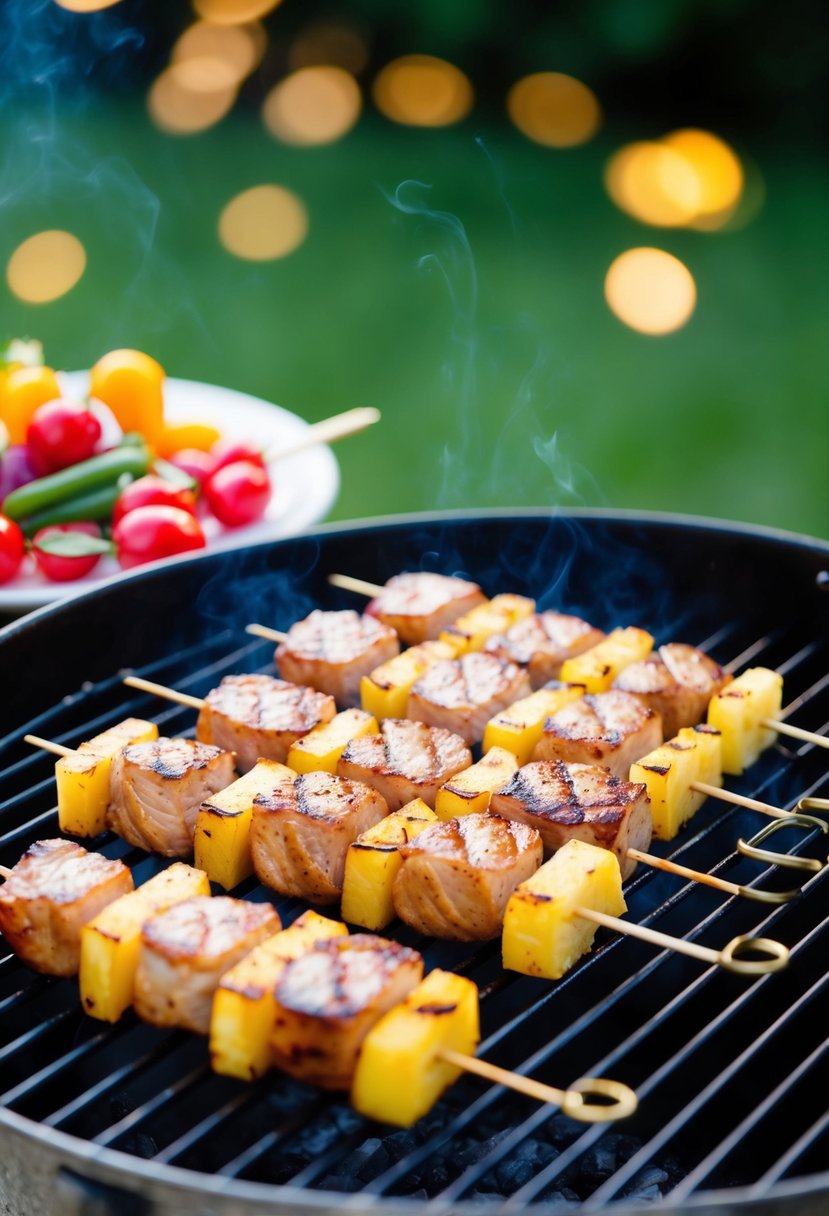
[1,509,828,1216]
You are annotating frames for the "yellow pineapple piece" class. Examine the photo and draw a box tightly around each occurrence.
[360,641,455,720]
[340,799,438,930]
[56,718,159,837]
[80,862,209,1022]
[210,910,347,1080]
[559,627,654,693]
[351,968,479,1126]
[435,747,518,820]
[287,708,378,774]
[502,839,626,980]
[194,759,295,890]
[630,725,722,841]
[707,667,783,775]
[439,594,535,656]
[482,684,586,765]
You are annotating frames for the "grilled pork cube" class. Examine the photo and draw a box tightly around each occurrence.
[56,717,159,837]
[108,738,236,857]
[0,840,133,977]
[392,813,543,941]
[486,611,605,688]
[503,839,626,980]
[270,933,423,1089]
[352,969,480,1127]
[337,718,472,811]
[483,684,586,765]
[365,572,486,644]
[276,609,399,707]
[532,690,662,778]
[250,771,388,903]
[407,653,532,746]
[134,895,279,1034]
[489,760,652,880]
[361,640,457,720]
[197,673,336,772]
[707,667,783,775]
[340,799,439,930]
[614,643,732,738]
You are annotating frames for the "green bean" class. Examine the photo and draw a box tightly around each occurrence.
[2,446,149,522]
[18,483,129,537]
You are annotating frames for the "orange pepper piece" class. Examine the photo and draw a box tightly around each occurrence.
[1,365,62,444]
[156,421,222,458]
[89,349,165,444]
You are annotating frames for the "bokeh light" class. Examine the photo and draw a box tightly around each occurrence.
[604,247,697,335]
[507,72,602,148]
[263,67,362,146]
[148,64,237,135]
[218,184,309,261]
[53,0,122,10]
[172,21,266,91]
[663,129,744,229]
[289,21,369,74]
[372,55,474,127]
[6,230,87,304]
[193,0,281,25]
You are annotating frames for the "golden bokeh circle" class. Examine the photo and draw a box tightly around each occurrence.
[6,230,87,304]
[507,72,602,148]
[372,55,474,127]
[263,67,362,146]
[604,141,702,227]
[53,0,122,10]
[604,247,697,336]
[172,21,265,91]
[193,0,281,25]
[663,128,744,228]
[148,64,237,134]
[218,184,309,261]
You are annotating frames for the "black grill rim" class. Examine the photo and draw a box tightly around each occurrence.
[1,506,828,1216]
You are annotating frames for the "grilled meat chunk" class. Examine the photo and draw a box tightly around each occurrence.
[197,674,336,772]
[489,760,652,879]
[393,813,543,941]
[276,610,399,707]
[337,718,472,811]
[271,933,423,1089]
[134,895,279,1034]
[485,611,605,688]
[532,689,662,778]
[250,772,388,903]
[108,738,236,857]
[614,643,732,738]
[365,572,486,645]
[407,653,532,745]
[0,840,133,977]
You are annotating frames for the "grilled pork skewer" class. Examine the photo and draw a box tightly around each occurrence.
[337,717,472,811]
[485,610,605,687]
[614,643,732,738]
[330,572,487,644]
[0,840,133,976]
[531,689,663,778]
[406,652,532,745]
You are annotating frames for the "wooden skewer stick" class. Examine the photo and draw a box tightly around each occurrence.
[0,865,12,880]
[438,1050,638,1122]
[624,847,796,904]
[577,907,789,975]
[762,718,829,751]
[328,573,385,598]
[122,675,205,710]
[691,781,794,822]
[24,734,74,759]
[246,623,289,645]
[267,408,381,465]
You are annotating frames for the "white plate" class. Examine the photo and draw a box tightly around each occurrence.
[0,375,340,612]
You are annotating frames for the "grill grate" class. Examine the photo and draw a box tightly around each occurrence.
[1,512,828,1215]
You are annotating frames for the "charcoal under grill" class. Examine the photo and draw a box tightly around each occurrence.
[1,509,828,1216]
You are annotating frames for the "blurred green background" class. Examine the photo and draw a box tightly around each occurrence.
[2,0,827,538]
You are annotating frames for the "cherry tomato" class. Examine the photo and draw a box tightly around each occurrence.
[26,399,102,476]
[31,523,106,583]
[203,459,271,527]
[209,440,266,474]
[113,505,206,569]
[112,474,197,525]
[0,514,25,584]
[166,448,215,488]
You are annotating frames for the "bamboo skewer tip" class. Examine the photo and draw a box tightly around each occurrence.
[327,573,385,598]
[0,865,12,881]
[24,734,75,759]
[122,675,205,711]
[246,623,290,644]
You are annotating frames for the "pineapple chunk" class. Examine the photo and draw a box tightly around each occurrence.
[80,862,209,1022]
[340,799,438,930]
[56,718,159,837]
[351,969,479,1126]
[210,910,347,1080]
[482,684,586,765]
[194,759,295,890]
[287,708,378,774]
[435,747,518,820]
[502,839,626,980]
[707,667,783,775]
[630,725,722,841]
[559,627,654,694]
[360,641,455,720]
[439,594,536,656]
